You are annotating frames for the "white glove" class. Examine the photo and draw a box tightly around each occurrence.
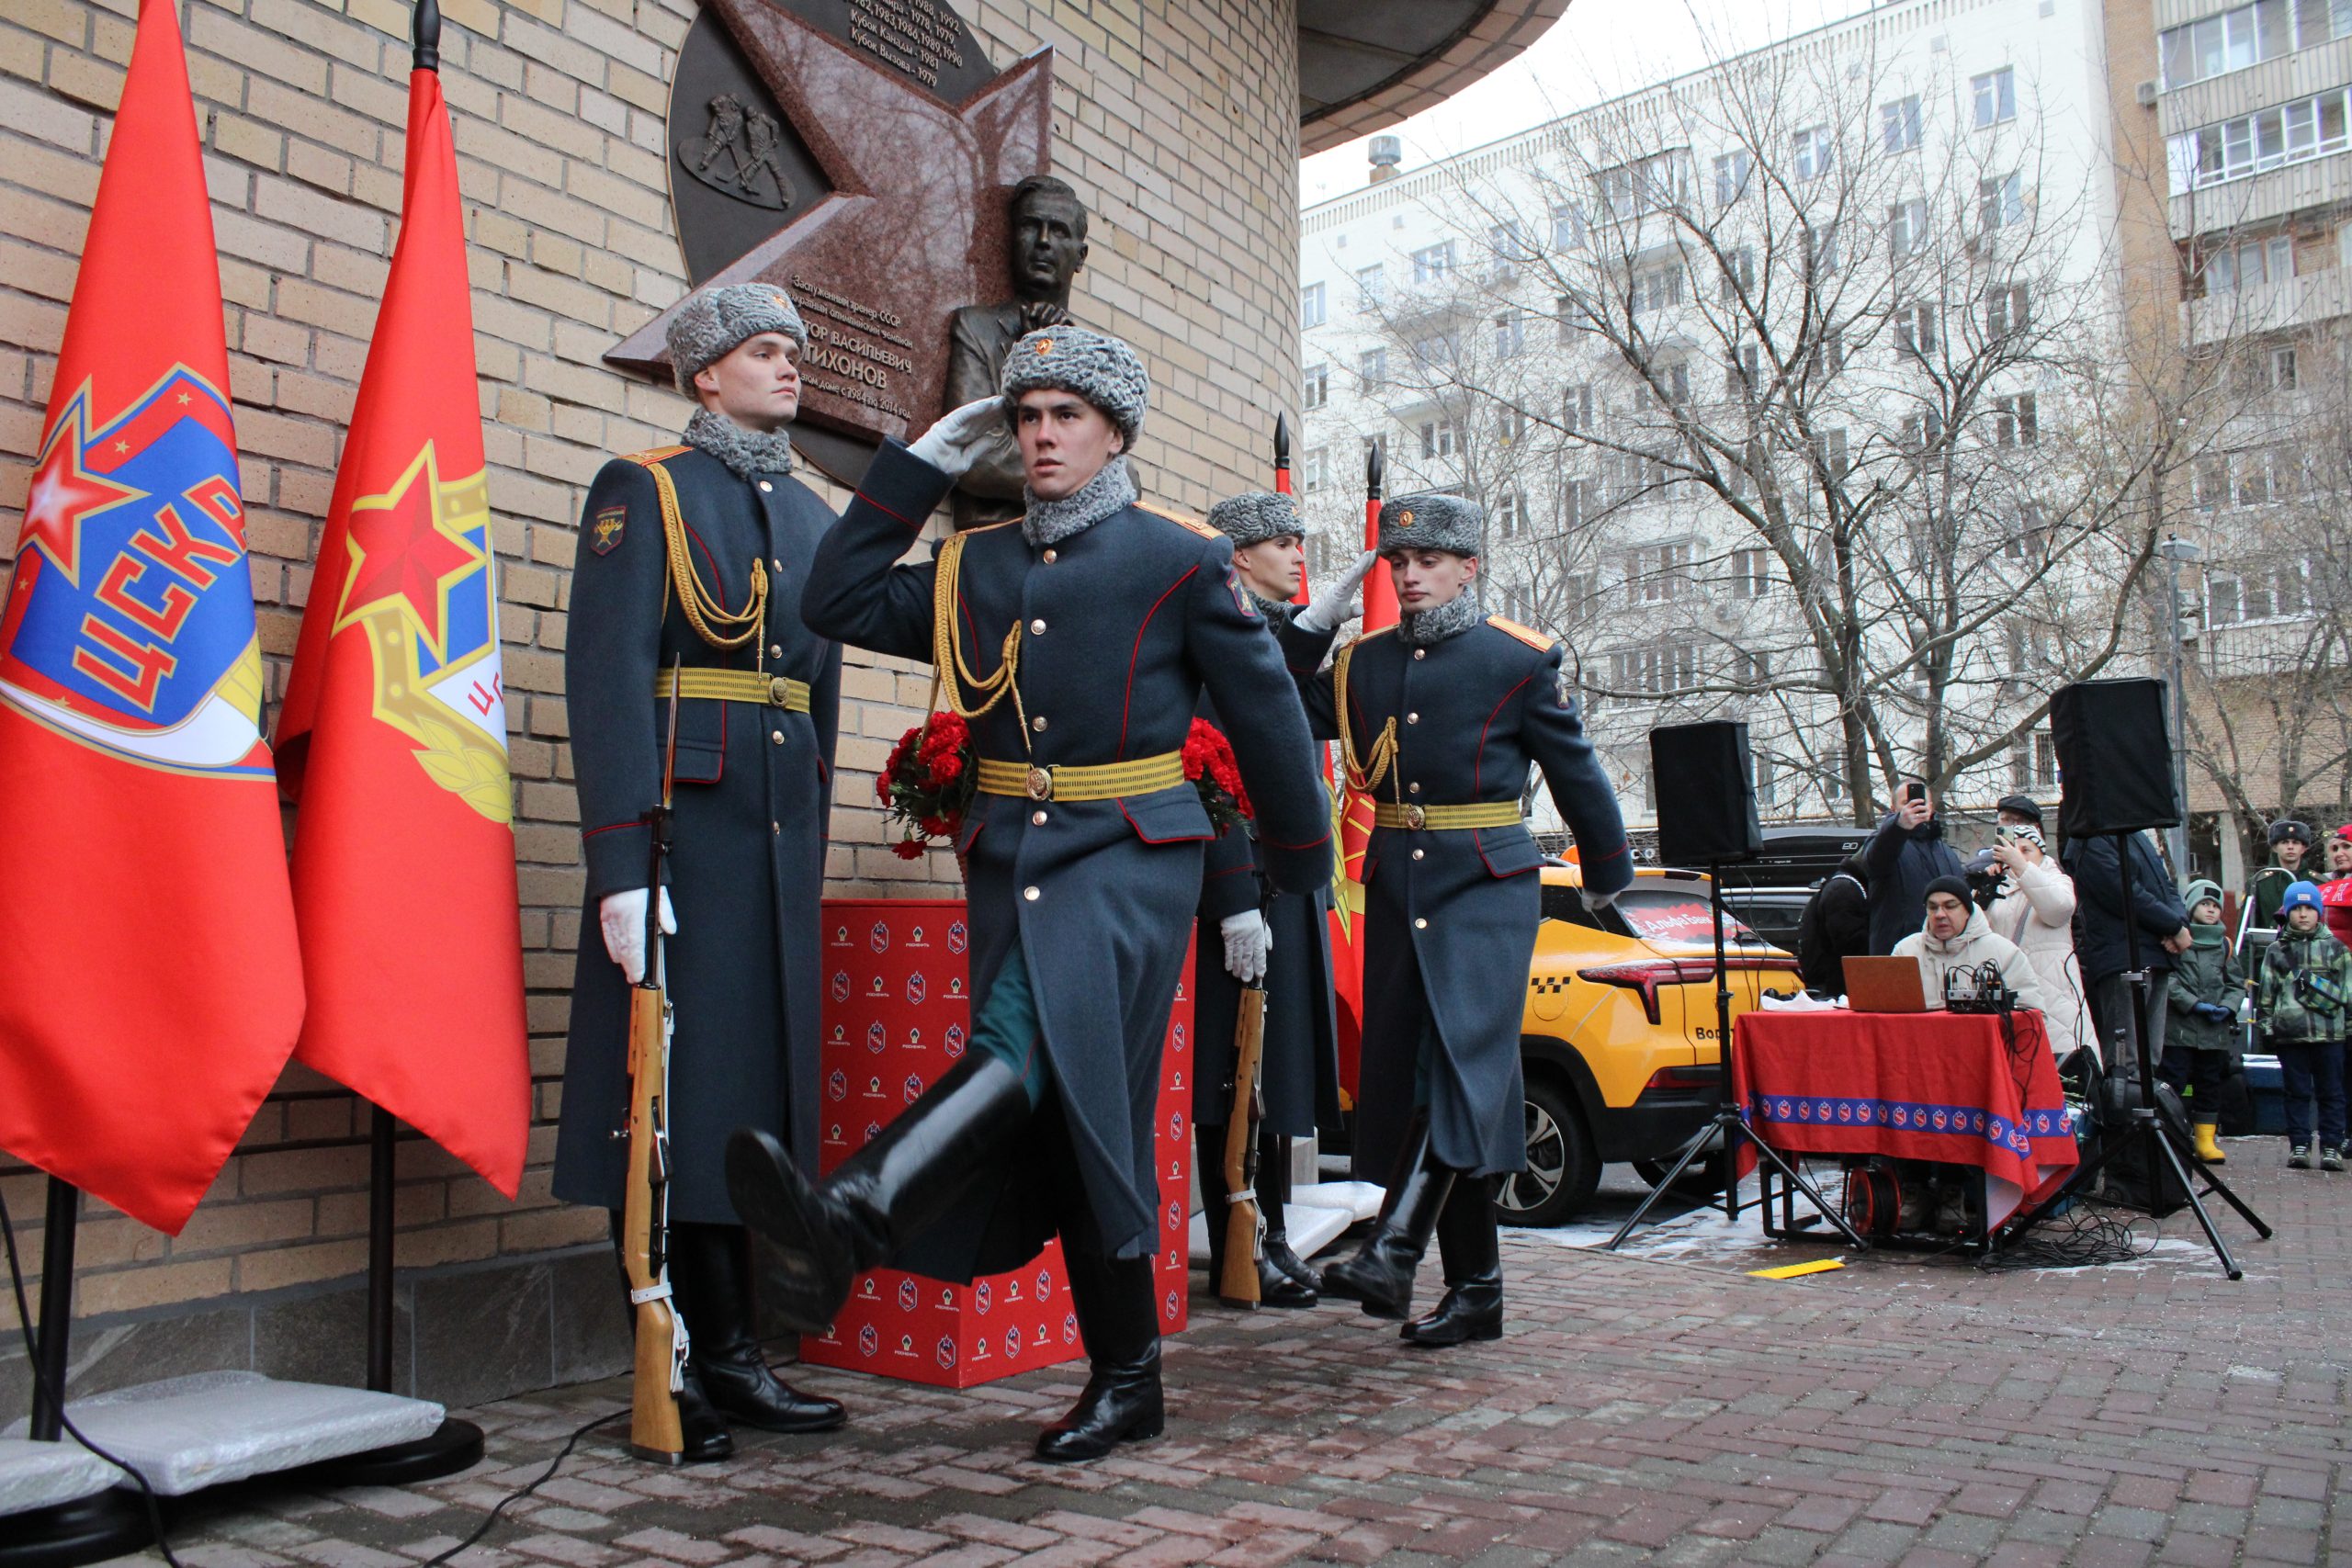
[1219,908,1272,985]
[600,887,677,984]
[1295,550,1379,636]
[907,397,1004,479]
[1579,886,1621,914]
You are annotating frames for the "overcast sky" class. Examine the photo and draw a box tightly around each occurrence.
[1301,0,1881,206]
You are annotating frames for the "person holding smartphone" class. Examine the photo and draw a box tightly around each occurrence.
[1861,777,1965,956]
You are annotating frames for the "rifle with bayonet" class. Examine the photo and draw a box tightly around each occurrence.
[1217,887,1272,1308]
[622,655,689,1461]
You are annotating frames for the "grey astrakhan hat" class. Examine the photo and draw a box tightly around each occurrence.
[667,283,808,394]
[1207,490,1308,546]
[999,325,1148,446]
[1375,491,1481,556]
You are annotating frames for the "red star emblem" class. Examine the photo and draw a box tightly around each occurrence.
[19,406,142,586]
[338,445,483,650]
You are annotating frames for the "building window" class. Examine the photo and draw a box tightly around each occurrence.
[1793,125,1833,181]
[1814,426,1849,479]
[2160,0,2295,89]
[1901,408,1945,457]
[1560,569,1598,613]
[2206,234,2294,294]
[1633,264,1685,314]
[1300,282,1326,329]
[1984,282,2031,336]
[1563,383,1593,434]
[2032,732,2056,789]
[2208,561,2312,624]
[1493,310,1524,357]
[2270,344,2300,389]
[1896,302,1939,358]
[1417,420,1459,459]
[1713,150,1753,205]
[1993,392,2039,446]
[1816,330,1846,377]
[1301,446,1329,493]
[1611,639,1699,694]
[1806,222,1839,277]
[1882,95,1923,153]
[1358,346,1386,389]
[1638,361,1690,408]
[1753,752,1777,806]
[1737,649,1771,684]
[1595,151,1688,219]
[1625,541,1694,604]
[1979,173,2025,231]
[1551,201,1588,249]
[1302,363,1329,411]
[1354,264,1385,308]
[1554,293,1577,344]
[1719,246,1755,304]
[1973,66,2016,129]
[1559,480,1592,531]
[1495,491,1529,539]
[1410,242,1456,285]
[1727,343,1762,394]
[2170,87,2352,189]
[1888,197,1928,258]
[1409,331,1460,368]
[1729,547,1770,598]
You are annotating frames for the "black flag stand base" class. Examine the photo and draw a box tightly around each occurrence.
[298,1106,484,1487]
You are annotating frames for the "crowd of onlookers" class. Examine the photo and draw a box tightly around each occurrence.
[1797,790,2352,1170]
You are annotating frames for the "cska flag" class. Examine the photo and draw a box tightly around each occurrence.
[273,53,527,1196]
[0,0,304,1233]
[1327,474,1396,1100]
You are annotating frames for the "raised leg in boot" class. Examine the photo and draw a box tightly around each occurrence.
[725,1054,1031,1333]
[670,1223,845,1434]
[1321,1111,1456,1322]
[1036,1252,1164,1462]
[1401,1176,1502,1348]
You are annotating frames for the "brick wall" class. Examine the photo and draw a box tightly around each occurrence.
[0,0,1302,1383]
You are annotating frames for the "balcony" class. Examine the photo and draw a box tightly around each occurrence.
[2180,265,2352,341]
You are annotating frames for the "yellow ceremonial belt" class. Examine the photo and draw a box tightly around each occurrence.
[653,668,811,712]
[975,751,1186,803]
[1372,801,1523,831]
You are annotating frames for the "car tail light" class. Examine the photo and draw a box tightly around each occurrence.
[1644,1065,1719,1092]
[1577,957,1786,1027]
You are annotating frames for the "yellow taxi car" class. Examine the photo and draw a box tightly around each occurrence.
[1504,861,1800,1225]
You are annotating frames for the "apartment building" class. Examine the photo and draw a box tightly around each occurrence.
[1297,0,2126,833]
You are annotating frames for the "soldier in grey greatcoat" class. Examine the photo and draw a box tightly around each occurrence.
[725,328,1332,1461]
[1282,492,1633,1347]
[1191,491,1367,1308]
[551,284,846,1459]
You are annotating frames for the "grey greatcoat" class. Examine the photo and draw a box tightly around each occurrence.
[551,442,842,1224]
[1283,616,1633,1182]
[1193,657,1343,1139]
[801,442,1332,1275]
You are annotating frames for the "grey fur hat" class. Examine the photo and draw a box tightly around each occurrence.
[1207,490,1308,546]
[667,283,808,394]
[1376,491,1481,556]
[1000,325,1148,446]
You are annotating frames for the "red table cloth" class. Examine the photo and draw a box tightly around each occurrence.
[1734,1009,2081,1224]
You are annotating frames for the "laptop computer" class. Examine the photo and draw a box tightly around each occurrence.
[1842,955,1932,1013]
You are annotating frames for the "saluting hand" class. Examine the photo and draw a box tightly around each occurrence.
[1295,549,1379,636]
[600,887,678,985]
[908,397,1005,479]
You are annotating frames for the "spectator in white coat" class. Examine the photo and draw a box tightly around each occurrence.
[1985,824,2093,1057]
[1895,880,2046,1013]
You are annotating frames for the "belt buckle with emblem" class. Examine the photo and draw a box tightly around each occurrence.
[1024,765,1054,801]
[770,674,794,705]
[1405,804,1426,830]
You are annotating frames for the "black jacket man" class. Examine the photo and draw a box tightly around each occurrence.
[1190,491,1371,1308]
[1283,491,1632,1345]
[725,326,1332,1461]
[550,284,847,1457]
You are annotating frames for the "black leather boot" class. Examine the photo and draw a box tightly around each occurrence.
[1320,1111,1455,1322]
[726,1055,1030,1333]
[1036,1252,1164,1462]
[606,1215,732,1463]
[1197,1122,1317,1308]
[670,1223,846,1434]
[1400,1176,1502,1348]
[1256,1134,1317,1308]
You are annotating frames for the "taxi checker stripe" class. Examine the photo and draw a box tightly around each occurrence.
[1372,801,1523,830]
[653,667,810,712]
[974,750,1184,802]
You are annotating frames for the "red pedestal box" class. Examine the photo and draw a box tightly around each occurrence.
[801,898,1193,1388]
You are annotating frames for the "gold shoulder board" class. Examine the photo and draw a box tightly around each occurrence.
[1136,502,1221,540]
[1487,615,1556,652]
[622,444,691,468]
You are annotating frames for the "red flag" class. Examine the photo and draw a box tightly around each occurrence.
[273,59,527,1196]
[0,0,304,1234]
[1327,464,1395,1101]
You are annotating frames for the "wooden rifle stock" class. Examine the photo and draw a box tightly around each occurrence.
[1217,983,1268,1307]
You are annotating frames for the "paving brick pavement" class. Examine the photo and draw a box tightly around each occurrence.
[108,1145,2351,1565]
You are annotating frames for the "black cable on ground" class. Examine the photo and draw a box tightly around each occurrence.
[415,1407,626,1567]
[0,1183,186,1568]
[1980,1197,2152,1270]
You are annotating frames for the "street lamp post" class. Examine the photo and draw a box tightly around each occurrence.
[2158,535,2203,876]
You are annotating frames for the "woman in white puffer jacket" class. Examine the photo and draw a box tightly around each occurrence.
[1986,826,2094,1057]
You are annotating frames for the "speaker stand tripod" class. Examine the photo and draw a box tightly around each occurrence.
[1999,831,2268,1276]
[1606,863,1867,1252]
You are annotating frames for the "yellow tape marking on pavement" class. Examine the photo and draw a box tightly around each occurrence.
[1747,1259,1847,1280]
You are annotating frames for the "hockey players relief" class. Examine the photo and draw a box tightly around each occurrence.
[806,897,1192,1387]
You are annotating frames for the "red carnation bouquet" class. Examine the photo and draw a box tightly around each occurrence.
[1184,717,1254,834]
[877,713,976,859]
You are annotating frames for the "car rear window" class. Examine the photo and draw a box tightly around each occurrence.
[1617,886,1757,945]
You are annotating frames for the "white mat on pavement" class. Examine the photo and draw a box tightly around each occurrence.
[0,1437,120,1517]
[1187,1180,1385,1262]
